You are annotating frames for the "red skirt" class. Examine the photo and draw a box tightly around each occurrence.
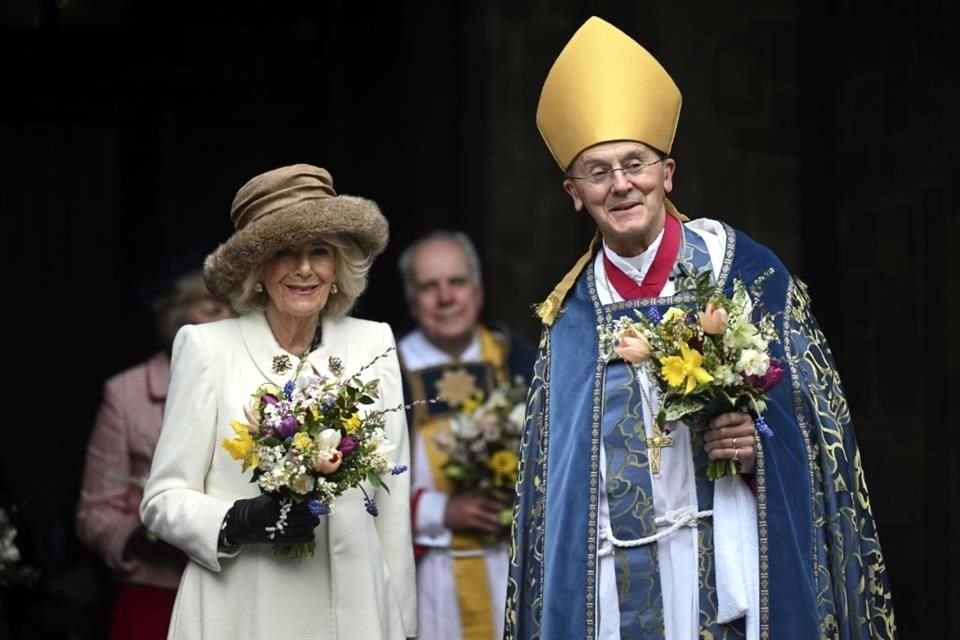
[109,583,177,640]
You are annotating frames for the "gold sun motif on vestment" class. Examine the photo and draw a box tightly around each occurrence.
[434,368,478,407]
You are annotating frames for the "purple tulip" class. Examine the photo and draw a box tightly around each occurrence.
[276,415,298,439]
[261,394,279,406]
[338,436,360,457]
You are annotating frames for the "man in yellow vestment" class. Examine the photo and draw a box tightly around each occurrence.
[397,230,535,640]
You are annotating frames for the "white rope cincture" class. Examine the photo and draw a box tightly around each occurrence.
[600,506,713,553]
[448,548,489,559]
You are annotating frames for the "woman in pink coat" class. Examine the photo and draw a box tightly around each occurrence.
[76,269,232,640]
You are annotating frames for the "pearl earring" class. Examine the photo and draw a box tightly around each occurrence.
[331,283,339,295]
[255,282,263,293]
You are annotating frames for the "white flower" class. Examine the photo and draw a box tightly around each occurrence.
[724,320,761,351]
[711,364,739,386]
[315,428,342,451]
[452,415,480,439]
[735,349,770,377]
[0,521,20,564]
[476,412,500,440]
[488,389,508,409]
[368,428,396,457]
[731,280,753,321]
[290,473,315,494]
[295,374,323,391]
[507,403,526,431]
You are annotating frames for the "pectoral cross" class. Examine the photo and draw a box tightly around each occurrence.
[645,422,674,474]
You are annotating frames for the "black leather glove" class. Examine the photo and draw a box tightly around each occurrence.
[221,494,322,546]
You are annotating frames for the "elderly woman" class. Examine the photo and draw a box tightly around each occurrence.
[77,267,232,640]
[140,165,416,639]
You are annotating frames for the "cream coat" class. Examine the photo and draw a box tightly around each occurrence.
[141,312,417,640]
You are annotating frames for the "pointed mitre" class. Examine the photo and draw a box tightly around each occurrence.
[536,17,682,170]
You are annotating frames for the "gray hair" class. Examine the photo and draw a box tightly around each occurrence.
[154,270,210,347]
[397,230,483,299]
[231,233,374,320]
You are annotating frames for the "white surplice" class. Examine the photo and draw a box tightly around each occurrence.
[594,220,757,640]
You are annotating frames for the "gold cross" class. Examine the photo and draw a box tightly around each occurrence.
[645,423,674,474]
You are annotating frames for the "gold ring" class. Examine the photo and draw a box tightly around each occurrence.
[733,448,740,461]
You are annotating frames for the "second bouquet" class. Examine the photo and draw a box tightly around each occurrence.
[433,377,528,543]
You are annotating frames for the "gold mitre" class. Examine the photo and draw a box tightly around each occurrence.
[536,17,682,170]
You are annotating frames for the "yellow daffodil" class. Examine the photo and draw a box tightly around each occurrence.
[488,450,519,487]
[222,420,259,472]
[661,307,687,325]
[660,343,714,394]
[293,432,313,451]
[461,391,485,415]
[342,413,362,434]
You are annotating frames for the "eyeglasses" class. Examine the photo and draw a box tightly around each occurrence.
[568,158,665,186]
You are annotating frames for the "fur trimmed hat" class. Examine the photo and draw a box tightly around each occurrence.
[203,164,388,301]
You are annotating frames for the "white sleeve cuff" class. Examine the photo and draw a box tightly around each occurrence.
[414,490,452,547]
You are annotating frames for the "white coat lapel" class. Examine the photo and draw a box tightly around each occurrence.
[307,315,349,381]
[238,312,321,388]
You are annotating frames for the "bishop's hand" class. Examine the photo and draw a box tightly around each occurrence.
[703,411,758,475]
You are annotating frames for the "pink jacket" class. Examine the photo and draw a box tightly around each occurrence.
[76,353,185,589]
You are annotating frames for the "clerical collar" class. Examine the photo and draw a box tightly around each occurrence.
[602,225,665,284]
[399,329,482,370]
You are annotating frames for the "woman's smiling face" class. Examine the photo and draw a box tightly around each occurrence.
[261,241,337,320]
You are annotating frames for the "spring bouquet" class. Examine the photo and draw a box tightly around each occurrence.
[222,350,407,557]
[598,268,783,479]
[0,506,39,588]
[433,376,528,542]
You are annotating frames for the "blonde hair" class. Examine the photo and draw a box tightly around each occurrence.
[231,233,373,319]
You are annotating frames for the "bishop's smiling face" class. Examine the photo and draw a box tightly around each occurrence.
[261,241,337,321]
[562,140,675,257]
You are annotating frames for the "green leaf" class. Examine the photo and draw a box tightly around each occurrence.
[662,395,708,422]
[367,470,390,494]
